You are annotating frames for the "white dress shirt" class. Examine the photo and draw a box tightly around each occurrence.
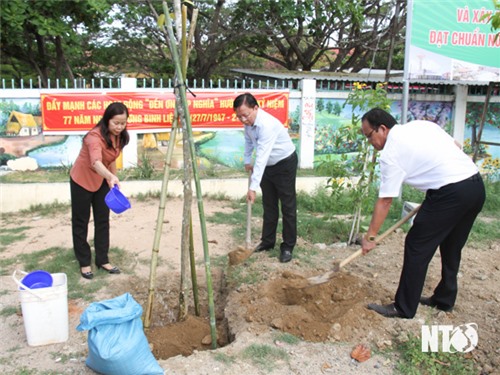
[379,121,478,197]
[244,108,295,191]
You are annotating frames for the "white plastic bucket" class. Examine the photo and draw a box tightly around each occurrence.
[12,270,69,346]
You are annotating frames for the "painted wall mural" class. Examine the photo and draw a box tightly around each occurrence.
[1,96,499,172]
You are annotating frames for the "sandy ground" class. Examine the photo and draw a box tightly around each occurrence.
[0,196,499,375]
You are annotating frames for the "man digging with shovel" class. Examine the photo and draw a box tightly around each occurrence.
[233,93,298,263]
[360,108,485,319]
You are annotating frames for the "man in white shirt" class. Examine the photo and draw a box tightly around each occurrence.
[360,108,485,318]
[233,93,298,263]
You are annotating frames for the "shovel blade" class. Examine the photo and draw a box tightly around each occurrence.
[306,270,337,285]
[228,246,254,266]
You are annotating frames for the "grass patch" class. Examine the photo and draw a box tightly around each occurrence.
[482,179,500,215]
[226,260,263,288]
[467,218,500,246]
[273,332,301,345]
[0,168,70,183]
[299,215,352,244]
[0,305,19,317]
[0,226,30,250]
[208,179,497,261]
[241,343,289,372]
[292,245,321,266]
[395,334,477,375]
[7,344,22,353]
[10,368,36,375]
[20,202,70,216]
[210,254,229,268]
[212,352,236,365]
[133,191,161,201]
[0,164,329,185]
[206,200,250,239]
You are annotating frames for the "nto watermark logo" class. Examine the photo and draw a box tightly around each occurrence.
[421,323,478,353]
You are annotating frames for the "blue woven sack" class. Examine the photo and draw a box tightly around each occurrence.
[77,293,163,375]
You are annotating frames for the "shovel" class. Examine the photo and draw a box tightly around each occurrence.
[305,204,421,286]
[228,175,253,266]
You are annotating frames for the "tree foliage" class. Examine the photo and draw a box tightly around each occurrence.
[231,0,406,72]
[1,0,408,82]
[0,0,113,87]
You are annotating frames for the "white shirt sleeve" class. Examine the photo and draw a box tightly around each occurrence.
[379,159,406,197]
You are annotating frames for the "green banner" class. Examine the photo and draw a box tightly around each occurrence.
[410,0,499,81]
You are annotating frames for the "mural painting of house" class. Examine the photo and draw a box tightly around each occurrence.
[6,111,41,136]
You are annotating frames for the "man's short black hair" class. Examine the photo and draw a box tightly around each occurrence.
[362,108,398,130]
[233,93,259,110]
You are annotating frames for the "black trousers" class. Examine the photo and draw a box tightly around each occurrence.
[70,178,111,267]
[260,151,298,251]
[395,173,485,318]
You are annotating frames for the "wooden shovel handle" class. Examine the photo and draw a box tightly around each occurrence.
[245,173,252,249]
[338,204,421,269]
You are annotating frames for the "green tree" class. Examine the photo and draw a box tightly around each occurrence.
[98,1,176,79]
[329,82,393,243]
[144,0,248,80]
[231,0,406,72]
[317,98,325,112]
[0,0,113,87]
[326,101,333,114]
[482,0,500,37]
[333,102,343,116]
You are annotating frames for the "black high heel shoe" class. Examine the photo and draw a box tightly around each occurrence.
[80,269,94,279]
[97,264,121,274]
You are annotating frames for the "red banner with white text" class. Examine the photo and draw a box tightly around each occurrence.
[41,91,289,132]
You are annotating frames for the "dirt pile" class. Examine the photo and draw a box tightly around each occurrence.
[228,271,386,343]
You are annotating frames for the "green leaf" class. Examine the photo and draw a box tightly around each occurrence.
[157,13,165,27]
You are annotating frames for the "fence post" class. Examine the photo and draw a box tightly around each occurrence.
[299,79,316,169]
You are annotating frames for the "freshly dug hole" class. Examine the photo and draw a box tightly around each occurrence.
[231,271,389,342]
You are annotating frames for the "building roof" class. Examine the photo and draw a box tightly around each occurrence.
[231,68,495,86]
[8,111,38,127]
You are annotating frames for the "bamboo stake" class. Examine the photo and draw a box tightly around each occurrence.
[161,1,217,349]
[179,2,197,322]
[178,1,191,321]
[184,3,200,319]
[144,0,199,329]
[144,114,180,329]
[179,116,193,320]
[189,214,200,316]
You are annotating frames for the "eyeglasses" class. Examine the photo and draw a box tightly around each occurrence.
[235,106,257,121]
[365,128,377,139]
[236,112,253,121]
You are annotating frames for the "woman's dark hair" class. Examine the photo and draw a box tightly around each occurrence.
[233,93,259,110]
[87,102,130,149]
[361,108,398,130]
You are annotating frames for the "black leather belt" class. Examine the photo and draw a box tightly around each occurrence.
[465,172,481,182]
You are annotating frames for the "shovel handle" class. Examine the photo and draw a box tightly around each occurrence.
[245,200,252,248]
[338,204,421,269]
[245,173,252,249]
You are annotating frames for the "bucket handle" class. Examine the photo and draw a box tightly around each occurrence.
[12,270,44,299]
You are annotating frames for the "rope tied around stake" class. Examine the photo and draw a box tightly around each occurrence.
[174,83,196,97]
